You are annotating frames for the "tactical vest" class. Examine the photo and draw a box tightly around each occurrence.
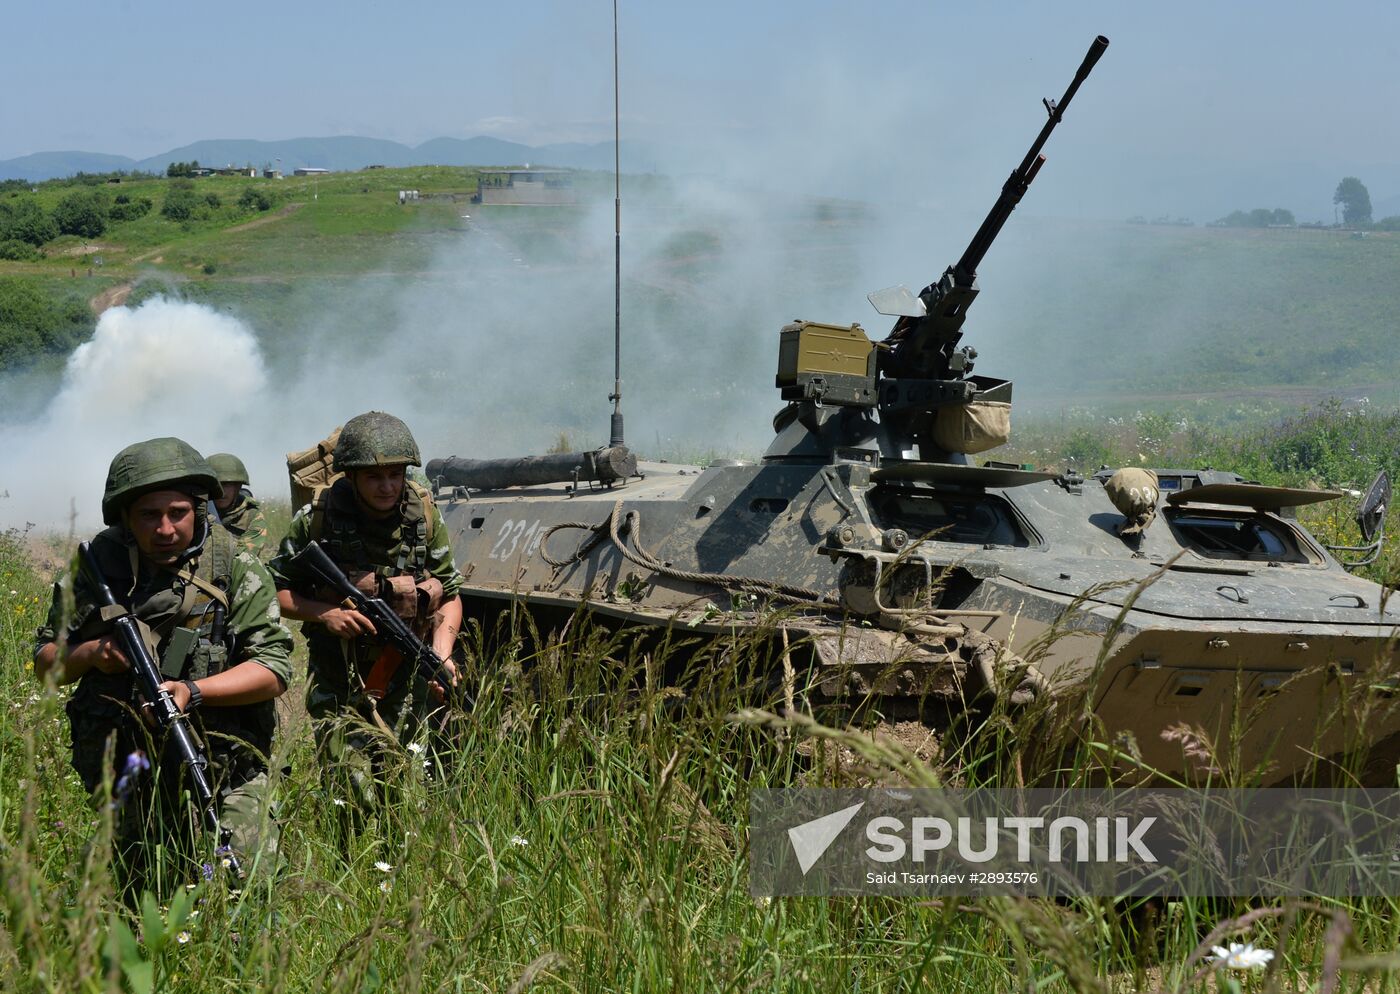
[299,478,443,703]
[307,477,437,580]
[218,489,257,537]
[66,522,273,791]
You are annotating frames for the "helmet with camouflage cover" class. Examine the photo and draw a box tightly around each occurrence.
[207,452,250,487]
[102,437,220,525]
[333,411,421,470]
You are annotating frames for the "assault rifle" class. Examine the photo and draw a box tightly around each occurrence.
[76,542,242,878]
[292,540,468,710]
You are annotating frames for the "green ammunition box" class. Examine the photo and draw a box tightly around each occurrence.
[775,321,877,406]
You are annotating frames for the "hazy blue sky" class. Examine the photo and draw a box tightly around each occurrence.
[6,1,1400,219]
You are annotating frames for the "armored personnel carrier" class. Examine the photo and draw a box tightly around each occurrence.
[429,37,1400,784]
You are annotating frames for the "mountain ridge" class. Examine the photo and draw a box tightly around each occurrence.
[0,135,646,182]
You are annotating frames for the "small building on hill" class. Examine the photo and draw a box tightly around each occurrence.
[293,167,331,177]
[473,169,575,205]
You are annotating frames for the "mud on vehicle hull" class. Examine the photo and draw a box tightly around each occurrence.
[439,459,1400,786]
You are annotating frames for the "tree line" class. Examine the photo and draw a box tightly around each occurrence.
[1209,177,1398,230]
[0,179,278,260]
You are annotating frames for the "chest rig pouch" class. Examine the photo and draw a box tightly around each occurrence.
[311,479,434,579]
[308,480,443,696]
[138,525,236,682]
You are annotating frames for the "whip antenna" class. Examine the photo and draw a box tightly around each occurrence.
[608,0,625,447]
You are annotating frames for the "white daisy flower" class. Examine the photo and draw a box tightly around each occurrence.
[406,742,425,754]
[1210,942,1275,970]
[379,879,393,893]
[332,798,347,807]
[176,931,191,945]
[510,835,529,848]
[374,860,393,873]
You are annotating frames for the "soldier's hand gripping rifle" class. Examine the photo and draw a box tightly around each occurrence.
[883,35,1109,384]
[75,542,242,878]
[293,540,469,710]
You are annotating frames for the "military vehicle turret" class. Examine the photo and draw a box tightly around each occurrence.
[430,36,1400,784]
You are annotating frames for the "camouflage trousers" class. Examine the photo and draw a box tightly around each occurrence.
[306,676,438,818]
[71,721,279,898]
[108,764,279,899]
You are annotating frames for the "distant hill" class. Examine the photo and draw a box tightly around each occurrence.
[0,150,142,181]
[0,136,655,182]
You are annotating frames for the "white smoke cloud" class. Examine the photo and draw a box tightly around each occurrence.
[0,298,272,529]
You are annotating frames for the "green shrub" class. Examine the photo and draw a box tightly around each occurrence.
[203,191,222,209]
[161,180,197,221]
[237,186,275,212]
[108,196,152,222]
[0,239,40,261]
[0,278,94,368]
[0,197,58,246]
[51,189,110,238]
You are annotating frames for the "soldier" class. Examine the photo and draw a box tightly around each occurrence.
[268,411,462,804]
[33,438,293,891]
[207,452,270,558]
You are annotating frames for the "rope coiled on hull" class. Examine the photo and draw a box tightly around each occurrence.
[540,500,839,607]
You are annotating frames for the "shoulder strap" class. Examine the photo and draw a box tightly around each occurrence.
[397,481,436,573]
[179,524,233,609]
[405,480,437,543]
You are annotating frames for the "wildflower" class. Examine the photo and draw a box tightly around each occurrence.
[186,883,199,891]
[176,931,191,945]
[374,860,393,873]
[112,751,151,809]
[1210,942,1274,970]
[510,835,529,848]
[201,863,214,880]
[379,879,393,893]
[332,798,347,807]
[406,742,424,754]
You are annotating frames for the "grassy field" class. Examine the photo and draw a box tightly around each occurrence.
[4,399,1400,991]
[5,166,1400,989]
[6,166,1400,415]
[4,537,1400,993]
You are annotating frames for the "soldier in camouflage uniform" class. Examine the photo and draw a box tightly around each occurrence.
[268,412,462,805]
[208,452,270,558]
[34,438,293,891]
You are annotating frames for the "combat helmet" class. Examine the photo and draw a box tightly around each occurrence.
[102,437,220,525]
[207,452,250,487]
[333,411,421,470]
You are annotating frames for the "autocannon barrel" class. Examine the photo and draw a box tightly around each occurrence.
[426,446,637,492]
[954,34,1108,283]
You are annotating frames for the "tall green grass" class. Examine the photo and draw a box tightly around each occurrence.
[3,518,1400,992]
